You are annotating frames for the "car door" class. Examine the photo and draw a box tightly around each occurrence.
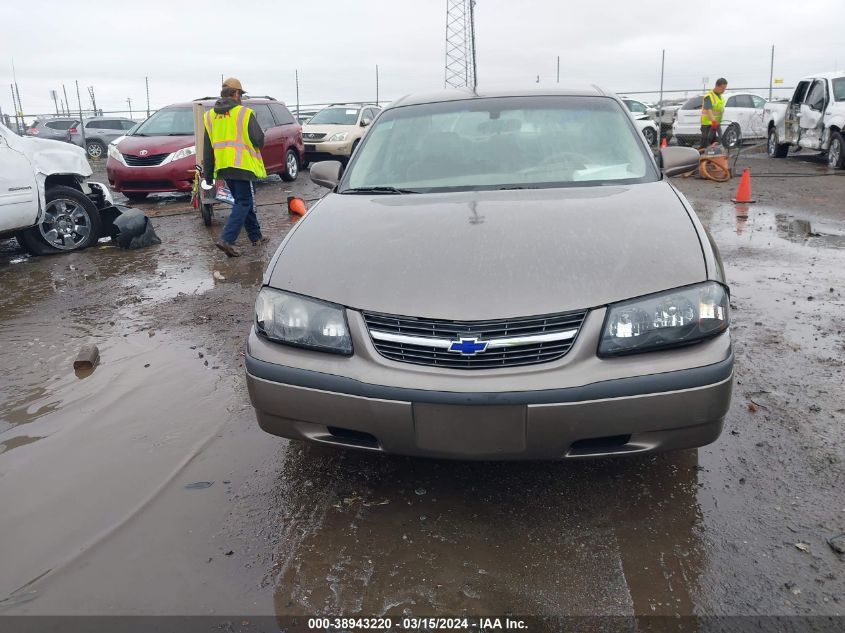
[269,103,300,162]
[250,103,282,174]
[785,81,811,144]
[0,132,39,232]
[725,94,754,135]
[798,79,827,149]
[748,95,767,138]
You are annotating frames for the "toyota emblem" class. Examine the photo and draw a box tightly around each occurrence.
[139,149,148,156]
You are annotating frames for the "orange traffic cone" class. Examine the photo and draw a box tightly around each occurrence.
[731,168,755,203]
[660,137,668,148]
[287,196,307,216]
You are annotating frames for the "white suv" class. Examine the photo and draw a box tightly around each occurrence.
[0,122,114,255]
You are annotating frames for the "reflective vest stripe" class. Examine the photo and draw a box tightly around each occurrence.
[234,107,247,167]
[211,140,262,160]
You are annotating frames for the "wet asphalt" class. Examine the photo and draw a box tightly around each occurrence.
[0,151,843,624]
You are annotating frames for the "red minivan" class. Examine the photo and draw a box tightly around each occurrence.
[107,97,304,200]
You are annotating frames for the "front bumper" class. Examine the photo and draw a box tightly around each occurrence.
[304,139,352,160]
[106,157,194,193]
[245,310,733,460]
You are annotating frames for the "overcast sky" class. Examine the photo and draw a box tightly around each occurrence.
[3,0,844,118]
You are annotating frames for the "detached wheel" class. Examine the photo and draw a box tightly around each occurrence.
[642,127,657,146]
[767,127,789,158]
[827,131,844,169]
[281,148,299,182]
[201,203,214,227]
[722,123,741,149]
[125,192,149,201]
[86,140,106,160]
[17,185,102,255]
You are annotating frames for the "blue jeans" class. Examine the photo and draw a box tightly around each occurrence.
[221,180,262,244]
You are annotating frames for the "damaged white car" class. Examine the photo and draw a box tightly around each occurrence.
[0,121,117,254]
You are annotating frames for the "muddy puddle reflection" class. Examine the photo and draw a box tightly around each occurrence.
[271,446,704,617]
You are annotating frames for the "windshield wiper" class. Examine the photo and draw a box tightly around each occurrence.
[343,186,420,194]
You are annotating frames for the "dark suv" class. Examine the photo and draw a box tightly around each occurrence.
[106,97,303,200]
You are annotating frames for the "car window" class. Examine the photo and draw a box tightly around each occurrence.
[132,108,194,136]
[250,104,276,130]
[85,120,101,129]
[122,120,137,130]
[751,95,766,109]
[309,107,360,125]
[46,120,77,130]
[363,108,376,122]
[681,97,702,110]
[343,95,657,193]
[725,96,737,108]
[624,100,647,114]
[733,95,755,108]
[834,78,845,102]
[269,103,295,125]
[792,81,811,104]
[805,81,826,110]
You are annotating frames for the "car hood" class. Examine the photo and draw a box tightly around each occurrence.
[5,132,91,178]
[116,135,193,156]
[268,182,707,320]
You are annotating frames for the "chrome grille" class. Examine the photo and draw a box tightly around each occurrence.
[303,132,326,141]
[122,153,168,167]
[362,310,588,370]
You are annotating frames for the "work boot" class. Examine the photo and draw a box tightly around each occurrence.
[251,236,269,246]
[215,239,240,257]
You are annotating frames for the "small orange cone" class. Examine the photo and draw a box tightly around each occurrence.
[731,168,755,203]
[660,137,668,148]
[287,196,307,216]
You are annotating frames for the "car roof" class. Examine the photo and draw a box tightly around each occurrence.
[83,116,134,121]
[164,97,284,108]
[799,71,845,81]
[387,85,608,109]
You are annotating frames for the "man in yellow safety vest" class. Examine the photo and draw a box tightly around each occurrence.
[700,78,727,149]
[203,77,267,257]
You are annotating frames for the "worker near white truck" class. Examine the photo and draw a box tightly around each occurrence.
[700,78,728,148]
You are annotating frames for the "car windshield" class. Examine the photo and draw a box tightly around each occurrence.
[308,107,359,125]
[681,97,703,110]
[132,108,194,136]
[833,78,845,102]
[341,96,657,193]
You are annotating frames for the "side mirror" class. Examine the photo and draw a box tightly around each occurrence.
[659,146,700,177]
[310,160,344,189]
[361,118,372,127]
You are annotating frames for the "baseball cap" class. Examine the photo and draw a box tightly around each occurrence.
[222,77,245,92]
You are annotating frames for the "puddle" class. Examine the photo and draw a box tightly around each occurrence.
[0,435,45,455]
[700,204,845,253]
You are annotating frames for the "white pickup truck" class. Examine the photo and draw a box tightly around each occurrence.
[0,121,117,254]
[765,71,845,169]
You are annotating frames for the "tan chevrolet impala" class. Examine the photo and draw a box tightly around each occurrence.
[245,87,733,460]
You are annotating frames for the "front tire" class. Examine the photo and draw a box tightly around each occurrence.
[17,185,102,255]
[827,131,844,169]
[281,149,299,182]
[86,140,107,160]
[767,127,789,158]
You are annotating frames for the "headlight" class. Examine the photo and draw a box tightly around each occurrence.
[167,145,196,163]
[107,143,124,163]
[598,282,729,357]
[328,132,349,142]
[255,288,352,355]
